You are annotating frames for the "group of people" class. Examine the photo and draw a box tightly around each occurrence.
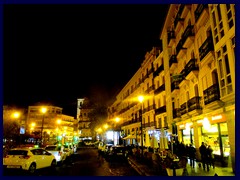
[199,142,215,171]
[167,141,215,170]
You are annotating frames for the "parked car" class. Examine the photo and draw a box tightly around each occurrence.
[3,147,57,174]
[45,145,67,165]
[63,144,74,157]
[98,141,104,151]
[107,145,128,161]
[102,144,113,156]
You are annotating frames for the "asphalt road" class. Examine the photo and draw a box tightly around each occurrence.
[3,147,140,176]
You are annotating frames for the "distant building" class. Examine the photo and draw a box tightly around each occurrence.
[27,105,77,145]
[77,98,93,140]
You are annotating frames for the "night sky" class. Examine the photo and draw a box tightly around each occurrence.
[3,4,169,117]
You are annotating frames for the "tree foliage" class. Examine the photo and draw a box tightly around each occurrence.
[82,91,109,137]
[3,108,21,139]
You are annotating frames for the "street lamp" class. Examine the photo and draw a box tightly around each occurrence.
[30,122,36,133]
[56,119,61,142]
[114,117,122,145]
[138,95,144,158]
[40,107,47,145]
[12,112,21,146]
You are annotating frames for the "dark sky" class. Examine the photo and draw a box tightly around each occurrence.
[3,4,169,117]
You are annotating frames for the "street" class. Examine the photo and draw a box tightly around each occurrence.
[3,147,140,176]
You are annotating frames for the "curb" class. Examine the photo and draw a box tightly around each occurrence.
[127,157,153,176]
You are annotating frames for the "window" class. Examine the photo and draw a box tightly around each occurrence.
[231,36,235,63]
[217,45,233,97]
[158,117,162,128]
[226,4,235,29]
[211,5,225,44]
[164,116,168,127]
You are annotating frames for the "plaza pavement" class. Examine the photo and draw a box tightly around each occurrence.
[127,155,235,176]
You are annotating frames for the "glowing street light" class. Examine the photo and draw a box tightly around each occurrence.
[56,119,62,142]
[30,122,36,131]
[115,117,120,123]
[103,124,109,129]
[57,119,62,125]
[12,111,21,146]
[138,95,144,158]
[12,112,20,119]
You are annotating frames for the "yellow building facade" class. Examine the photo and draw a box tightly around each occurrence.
[27,105,76,145]
[108,4,235,172]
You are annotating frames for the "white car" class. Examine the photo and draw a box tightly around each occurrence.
[45,145,67,164]
[63,144,74,156]
[3,147,57,174]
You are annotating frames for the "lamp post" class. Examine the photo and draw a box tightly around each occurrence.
[40,107,47,145]
[12,112,21,146]
[56,119,61,143]
[138,95,144,158]
[114,117,121,145]
[30,122,35,134]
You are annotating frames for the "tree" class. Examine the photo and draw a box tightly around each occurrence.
[3,106,22,147]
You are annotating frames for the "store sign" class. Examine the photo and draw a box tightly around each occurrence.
[212,115,222,120]
[179,125,185,129]
[211,114,225,123]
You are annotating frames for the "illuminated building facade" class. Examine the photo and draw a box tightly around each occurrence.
[27,105,76,145]
[77,98,93,140]
[108,4,235,172]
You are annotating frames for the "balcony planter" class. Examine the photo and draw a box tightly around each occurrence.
[164,152,187,176]
[166,167,184,176]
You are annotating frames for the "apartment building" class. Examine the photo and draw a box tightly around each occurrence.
[108,4,235,171]
[27,105,77,145]
[77,98,93,140]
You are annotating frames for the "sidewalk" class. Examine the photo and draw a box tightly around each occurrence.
[127,155,235,176]
[185,161,235,176]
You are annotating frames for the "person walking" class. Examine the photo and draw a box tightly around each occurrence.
[199,142,208,171]
[188,144,196,168]
[206,145,215,169]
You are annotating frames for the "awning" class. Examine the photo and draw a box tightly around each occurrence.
[122,134,136,140]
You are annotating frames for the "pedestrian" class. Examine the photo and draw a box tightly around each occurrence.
[199,142,209,171]
[97,149,104,166]
[188,144,196,168]
[152,153,162,173]
[207,145,215,169]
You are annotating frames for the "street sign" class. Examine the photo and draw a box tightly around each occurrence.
[20,126,25,134]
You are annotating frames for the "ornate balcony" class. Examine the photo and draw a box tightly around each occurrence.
[169,55,178,71]
[176,39,187,59]
[187,96,202,112]
[203,84,220,105]
[182,25,195,48]
[199,36,214,61]
[145,85,155,94]
[180,102,187,115]
[154,84,165,95]
[153,64,164,77]
[150,121,156,127]
[167,30,176,46]
[155,105,166,115]
[195,4,208,23]
[174,4,185,29]
[173,108,181,119]
[184,58,199,78]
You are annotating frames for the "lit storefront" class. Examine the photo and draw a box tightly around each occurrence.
[198,116,230,166]
[179,123,194,146]
[179,114,231,167]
